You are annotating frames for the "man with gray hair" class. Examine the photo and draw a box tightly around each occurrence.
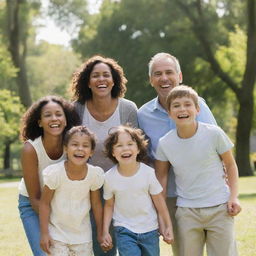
[138,52,216,255]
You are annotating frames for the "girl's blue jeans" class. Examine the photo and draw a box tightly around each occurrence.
[18,194,45,256]
[114,226,160,256]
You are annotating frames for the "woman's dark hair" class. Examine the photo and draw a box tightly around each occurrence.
[104,125,148,164]
[70,55,127,103]
[20,95,80,142]
[63,125,96,151]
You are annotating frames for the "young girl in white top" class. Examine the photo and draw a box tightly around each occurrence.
[18,95,80,256]
[39,126,104,256]
[101,125,173,256]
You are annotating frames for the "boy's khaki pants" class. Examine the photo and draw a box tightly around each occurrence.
[175,203,238,256]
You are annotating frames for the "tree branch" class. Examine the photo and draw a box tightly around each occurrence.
[175,0,241,96]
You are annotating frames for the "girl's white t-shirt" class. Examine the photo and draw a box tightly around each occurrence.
[103,163,163,233]
[82,101,121,171]
[19,136,65,196]
[43,160,104,244]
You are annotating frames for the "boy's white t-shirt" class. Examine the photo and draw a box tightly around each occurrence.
[83,101,120,171]
[156,122,233,208]
[43,160,104,244]
[103,162,163,233]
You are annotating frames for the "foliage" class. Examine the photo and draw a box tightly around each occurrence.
[0,40,17,88]
[0,90,24,144]
[26,41,81,100]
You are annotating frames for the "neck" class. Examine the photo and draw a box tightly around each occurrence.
[89,96,117,110]
[117,161,140,177]
[176,121,198,139]
[65,160,87,180]
[158,96,168,111]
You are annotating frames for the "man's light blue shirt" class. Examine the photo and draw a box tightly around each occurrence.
[138,96,217,197]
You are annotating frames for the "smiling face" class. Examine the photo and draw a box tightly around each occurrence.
[65,132,93,166]
[168,96,199,127]
[112,131,140,165]
[150,57,182,107]
[89,62,114,98]
[38,101,67,137]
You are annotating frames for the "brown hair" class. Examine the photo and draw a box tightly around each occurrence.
[104,125,148,164]
[70,55,127,103]
[166,85,199,111]
[63,125,96,150]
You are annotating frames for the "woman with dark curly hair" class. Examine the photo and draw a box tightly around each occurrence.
[70,55,138,256]
[18,95,80,256]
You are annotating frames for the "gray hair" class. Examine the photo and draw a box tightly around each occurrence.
[148,52,181,76]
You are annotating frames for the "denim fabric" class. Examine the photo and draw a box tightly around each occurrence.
[18,194,45,256]
[114,227,159,256]
[90,210,117,256]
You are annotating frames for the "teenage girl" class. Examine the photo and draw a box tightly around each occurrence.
[39,126,104,256]
[101,125,173,256]
[18,95,80,256]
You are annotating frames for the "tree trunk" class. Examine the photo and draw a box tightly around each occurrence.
[236,93,254,176]
[3,142,11,170]
[6,0,31,108]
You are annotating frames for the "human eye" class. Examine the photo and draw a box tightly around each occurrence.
[91,73,99,78]
[103,72,111,78]
[153,72,161,77]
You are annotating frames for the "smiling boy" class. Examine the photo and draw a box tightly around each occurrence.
[155,85,241,256]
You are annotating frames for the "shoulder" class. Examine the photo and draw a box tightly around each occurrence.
[104,165,117,178]
[21,137,41,158]
[88,164,104,176]
[199,122,221,132]
[139,163,155,174]
[138,98,156,114]
[159,129,176,142]
[43,160,64,176]
[119,98,137,110]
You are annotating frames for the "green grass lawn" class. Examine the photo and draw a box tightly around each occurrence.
[0,177,255,256]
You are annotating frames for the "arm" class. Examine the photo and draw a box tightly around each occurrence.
[101,197,114,250]
[21,142,41,213]
[154,160,171,198]
[39,185,54,254]
[220,150,241,216]
[90,189,103,244]
[151,193,174,244]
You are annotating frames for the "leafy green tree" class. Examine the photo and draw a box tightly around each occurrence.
[0,90,24,173]
[173,0,256,176]
[26,41,81,100]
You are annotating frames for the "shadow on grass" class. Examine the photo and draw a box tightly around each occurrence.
[238,193,256,199]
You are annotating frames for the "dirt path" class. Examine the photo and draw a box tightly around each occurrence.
[0,181,19,188]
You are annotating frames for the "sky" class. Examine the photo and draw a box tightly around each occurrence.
[35,0,102,46]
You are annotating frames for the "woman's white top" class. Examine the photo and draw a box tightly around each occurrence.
[83,101,120,171]
[18,136,65,197]
[43,160,104,244]
[104,163,163,233]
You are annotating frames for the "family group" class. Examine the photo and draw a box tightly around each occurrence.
[17,52,241,256]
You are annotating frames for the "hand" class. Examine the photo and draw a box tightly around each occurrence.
[100,232,113,253]
[40,233,53,254]
[227,197,242,216]
[162,226,174,245]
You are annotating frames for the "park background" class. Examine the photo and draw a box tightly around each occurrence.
[0,0,255,255]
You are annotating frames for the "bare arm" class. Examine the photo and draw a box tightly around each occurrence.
[220,150,241,216]
[21,142,41,213]
[154,160,171,198]
[90,189,103,244]
[39,185,54,254]
[101,198,114,250]
[151,193,174,244]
